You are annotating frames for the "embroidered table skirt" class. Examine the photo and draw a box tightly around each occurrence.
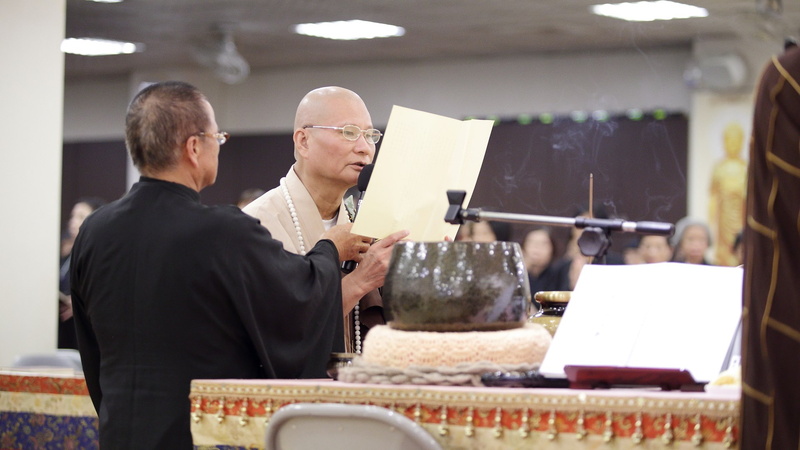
[189,378,739,450]
[0,369,98,449]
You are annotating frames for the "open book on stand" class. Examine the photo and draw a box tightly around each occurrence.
[539,263,743,388]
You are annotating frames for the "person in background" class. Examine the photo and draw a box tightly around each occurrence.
[468,220,512,242]
[236,187,265,209]
[670,217,712,265]
[70,81,380,449]
[58,197,105,350]
[243,86,408,354]
[637,235,673,264]
[622,238,644,265]
[521,227,570,295]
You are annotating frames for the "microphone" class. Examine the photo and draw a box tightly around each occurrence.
[341,164,374,273]
[574,217,675,236]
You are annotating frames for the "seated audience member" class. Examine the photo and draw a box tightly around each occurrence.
[455,220,512,243]
[70,81,405,449]
[521,227,570,295]
[58,197,105,350]
[243,86,408,354]
[622,238,644,265]
[637,235,673,264]
[670,217,712,265]
[469,220,512,242]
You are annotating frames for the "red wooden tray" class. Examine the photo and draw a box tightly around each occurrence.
[564,365,704,391]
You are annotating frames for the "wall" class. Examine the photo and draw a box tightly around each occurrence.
[64,46,697,222]
[65,46,695,140]
[60,40,783,259]
[0,1,66,366]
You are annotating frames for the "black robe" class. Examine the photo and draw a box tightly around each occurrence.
[70,177,344,449]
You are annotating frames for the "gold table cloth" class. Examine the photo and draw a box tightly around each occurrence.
[189,378,739,449]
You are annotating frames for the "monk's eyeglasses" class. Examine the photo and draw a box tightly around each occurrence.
[303,125,382,144]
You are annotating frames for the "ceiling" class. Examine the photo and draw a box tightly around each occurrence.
[64,0,800,82]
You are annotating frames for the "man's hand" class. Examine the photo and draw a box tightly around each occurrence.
[345,229,410,295]
[321,223,374,262]
[59,292,73,322]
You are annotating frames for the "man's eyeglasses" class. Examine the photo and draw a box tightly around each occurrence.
[197,131,230,145]
[303,125,382,144]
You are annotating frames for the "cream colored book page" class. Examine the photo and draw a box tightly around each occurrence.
[352,105,492,240]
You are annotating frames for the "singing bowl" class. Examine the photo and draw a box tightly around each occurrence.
[383,241,531,332]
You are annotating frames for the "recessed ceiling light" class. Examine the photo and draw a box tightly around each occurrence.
[293,20,405,40]
[590,1,708,22]
[86,0,124,3]
[61,38,144,56]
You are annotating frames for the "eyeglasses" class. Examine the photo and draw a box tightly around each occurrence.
[303,125,382,144]
[197,131,230,145]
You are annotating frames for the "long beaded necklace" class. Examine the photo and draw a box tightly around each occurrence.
[280,178,361,354]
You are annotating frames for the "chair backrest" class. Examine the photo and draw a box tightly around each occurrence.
[11,349,83,372]
[265,403,442,450]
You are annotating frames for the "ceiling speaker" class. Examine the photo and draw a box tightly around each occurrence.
[683,53,749,91]
[192,27,250,85]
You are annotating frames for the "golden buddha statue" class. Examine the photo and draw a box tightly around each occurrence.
[708,123,747,266]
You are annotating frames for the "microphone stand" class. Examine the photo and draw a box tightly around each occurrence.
[444,190,675,263]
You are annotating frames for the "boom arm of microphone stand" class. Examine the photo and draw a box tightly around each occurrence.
[444,189,675,236]
[445,189,576,228]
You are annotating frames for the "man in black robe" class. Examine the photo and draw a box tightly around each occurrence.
[70,81,384,449]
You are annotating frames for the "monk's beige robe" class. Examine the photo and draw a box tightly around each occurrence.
[243,167,384,353]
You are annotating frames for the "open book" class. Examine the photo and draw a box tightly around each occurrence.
[539,263,743,384]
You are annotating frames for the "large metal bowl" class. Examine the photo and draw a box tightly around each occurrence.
[383,241,531,331]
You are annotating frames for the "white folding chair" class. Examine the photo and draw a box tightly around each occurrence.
[11,349,83,372]
[265,403,442,450]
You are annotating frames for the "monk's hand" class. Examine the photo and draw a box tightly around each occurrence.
[348,229,410,292]
[321,224,374,263]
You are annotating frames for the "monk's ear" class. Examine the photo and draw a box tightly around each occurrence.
[183,135,202,168]
[294,128,311,159]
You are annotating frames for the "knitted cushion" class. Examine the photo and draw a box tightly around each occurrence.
[361,323,551,369]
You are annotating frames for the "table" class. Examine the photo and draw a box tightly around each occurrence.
[0,369,98,449]
[189,379,740,450]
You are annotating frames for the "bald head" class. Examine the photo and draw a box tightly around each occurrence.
[294,86,369,130]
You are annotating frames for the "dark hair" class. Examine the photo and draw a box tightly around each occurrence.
[125,81,209,172]
[522,226,559,259]
[670,217,712,248]
[488,221,512,242]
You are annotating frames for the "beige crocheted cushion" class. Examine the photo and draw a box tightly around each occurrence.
[361,323,552,369]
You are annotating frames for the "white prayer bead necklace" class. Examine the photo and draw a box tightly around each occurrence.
[280,178,306,255]
[280,177,361,354]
